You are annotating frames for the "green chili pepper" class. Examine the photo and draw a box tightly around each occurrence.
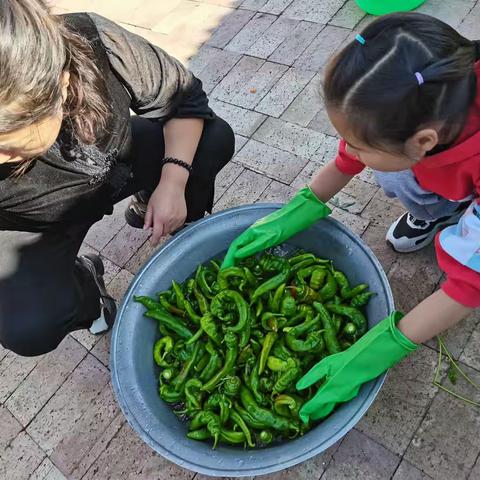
[260,312,283,332]
[217,267,247,290]
[184,378,203,412]
[205,393,231,424]
[350,291,375,308]
[234,402,266,429]
[313,302,342,354]
[267,356,295,372]
[344,283,368,299]
[145,310,193,340]
[286,330,324,353]
[259,331,277,375]
[171,280,187,310]
[199,345,222,383]
[310,268,326,290]
[210,259,221,272]
[292,282,319,304]
[259,376,275,392]
[200,313,222,345]
[193,282,209,315]
[259,430,273,444]
[251,266,291,303]
[319,271,337,301]
[222,375,242,397]
[159,367,174,383]
[202,332,238,392]
[190,411,222,448]
[271,283,286,313]
[195,352,210,373]
[238,316,251,349]
[288,253,316,265]
[184,300,202,324]
[240,386,300,434]
[159,384,183,403]
[230,409,255,448]
[326,303,368,336]
[185,327,204,345]
[196,265,214,299]
[273,366,302,394]
[297,265,319,282]
[187,428,210,441]
[158,293,185,317]
[249,361,268,406]
[210,290,249,333]
[273,342,293,361]
[171,342,202,392]
[333,313,342,334]
[255,300,264,319]
[290,258,317,273]
[343,322,357,338]
[281,295,297,317]
[134,295,162,311]
[274,394,303,418]
[153,336,174,367]
[333,271,350,298]
[260,254,289,272]
[238,346,254,365]
[244,267,257,287]
[220,430,246,445]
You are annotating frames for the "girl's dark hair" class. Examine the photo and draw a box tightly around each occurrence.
[0,0,109,145]
[324,12,480,152]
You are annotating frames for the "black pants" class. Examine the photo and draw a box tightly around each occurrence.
[0,116,234,356]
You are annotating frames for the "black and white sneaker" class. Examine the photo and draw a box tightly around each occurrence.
[76,254,117,334]
[386,204,468,253]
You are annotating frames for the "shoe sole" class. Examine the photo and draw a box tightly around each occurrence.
[386,211,464,253]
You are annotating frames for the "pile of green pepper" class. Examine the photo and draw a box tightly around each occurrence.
[135,250,375,448]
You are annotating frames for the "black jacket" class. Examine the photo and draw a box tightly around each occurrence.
[0,13,214,232]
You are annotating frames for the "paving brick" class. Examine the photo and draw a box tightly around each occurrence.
[30,458,67,480]
[331,207,370,236]
[84,198,130,252]
[330,177,377,214]
[5,336,86,427]
[361,223,400,274]
[0,431,45,480]
[211,55,265,102]
[101,225,150,268]
[213,160,246,202]
[0,352,38,404]
[428,309,480,361]
[253,117,327,157]
[329,0,365,28]
[255,68,316,117]
[290,160,323,188]
[124,237,163,275]
[90,332,111,368]
[358,166,377,185]
[0,343,8,363]
[247,17,300,59]
[0,405,22,449]
[27,354,110,455]
[240,0,270,9]
[69,330,100,352]
[357,347,441,456]
[190,47,242,94]
[361,192,405,228]
[281,72,323,125]
[469,455,480,480]
[257,442,339,479]
[282,0,345,23]
[405,362,480,479]
[235,138,308,182]
[214,169,271,210]
[294,25,351,71]
[50,382,120,477]
[460,310,480,370]
[458,2,480,39]
[393,460,433,480]
[234,134,249,155]
[210,99,266,136]
[107,269,135,303]
[307,101,338,137]
[258,180,296,203]
[258,0,295,14]
[416,0,476,29]
[207,8,255,48]
[323,429,399,479]
[81,422,194,480]
[219,60,288,109]
[225,12,276,53]
[69,414,125,480]
[388,246,443,312]
[269,21,323,65]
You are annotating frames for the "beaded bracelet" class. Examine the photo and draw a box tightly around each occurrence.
[161,157,193,174]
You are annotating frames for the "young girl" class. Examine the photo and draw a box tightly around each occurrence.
[223,12,480,422]
[0,0,234,356]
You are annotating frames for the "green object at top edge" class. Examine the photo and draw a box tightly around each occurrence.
[355,0,426,16]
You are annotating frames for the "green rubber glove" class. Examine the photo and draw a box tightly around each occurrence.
[296,312,417,423]
[222,186,331,268]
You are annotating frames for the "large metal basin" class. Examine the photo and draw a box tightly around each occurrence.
[111,204,394,477]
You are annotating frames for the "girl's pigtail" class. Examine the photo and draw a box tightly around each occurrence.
[473,40,480,62]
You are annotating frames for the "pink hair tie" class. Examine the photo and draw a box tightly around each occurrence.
[414,72,424,85]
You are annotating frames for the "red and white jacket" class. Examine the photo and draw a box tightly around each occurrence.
[334,63,480,308]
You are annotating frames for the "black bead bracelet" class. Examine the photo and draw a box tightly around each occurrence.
[161,157,193,174]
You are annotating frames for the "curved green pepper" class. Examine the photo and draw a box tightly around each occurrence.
[325,303,368,336]
[153,336,174,367]
[251,266,291,303]
[145,309,193,340]
[319,271,337,301]
[259,331,277,375]
[310,268,326,290]
[200,313,222,345]
[199,343,222,383]
[217,266,247,290]
[273,366,302,394]
[313,302,342,354]
[210,290,249,333]
[230,409,255,448]
[134,295,162,311]
[350,291,375,308]
[222,375,242,397]
[184,378,203,412]
[281,295,297,317]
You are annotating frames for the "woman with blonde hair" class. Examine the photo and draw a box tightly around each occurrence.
[0,0,234,356]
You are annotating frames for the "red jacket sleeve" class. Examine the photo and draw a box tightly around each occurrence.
[335,139,366,175]
[435,233,480,308]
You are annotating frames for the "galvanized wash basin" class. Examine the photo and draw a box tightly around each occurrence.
[111,204,394,477]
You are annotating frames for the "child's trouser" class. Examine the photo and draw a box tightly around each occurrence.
[375,169,464,221]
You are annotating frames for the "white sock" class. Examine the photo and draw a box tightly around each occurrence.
[89,309,109,334]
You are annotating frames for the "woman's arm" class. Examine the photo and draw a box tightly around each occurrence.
[398,289,473,344]
[309,158,356,202]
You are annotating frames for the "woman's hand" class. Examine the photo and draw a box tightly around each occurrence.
[144,180,187,245]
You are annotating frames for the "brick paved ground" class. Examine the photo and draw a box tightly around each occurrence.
[1,1,480,479]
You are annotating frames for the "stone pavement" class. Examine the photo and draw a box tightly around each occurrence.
[1,0,480,478]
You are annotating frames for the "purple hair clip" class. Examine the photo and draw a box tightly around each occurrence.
[414,72,424,85]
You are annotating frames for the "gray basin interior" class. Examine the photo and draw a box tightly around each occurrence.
[111,204,395,477]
